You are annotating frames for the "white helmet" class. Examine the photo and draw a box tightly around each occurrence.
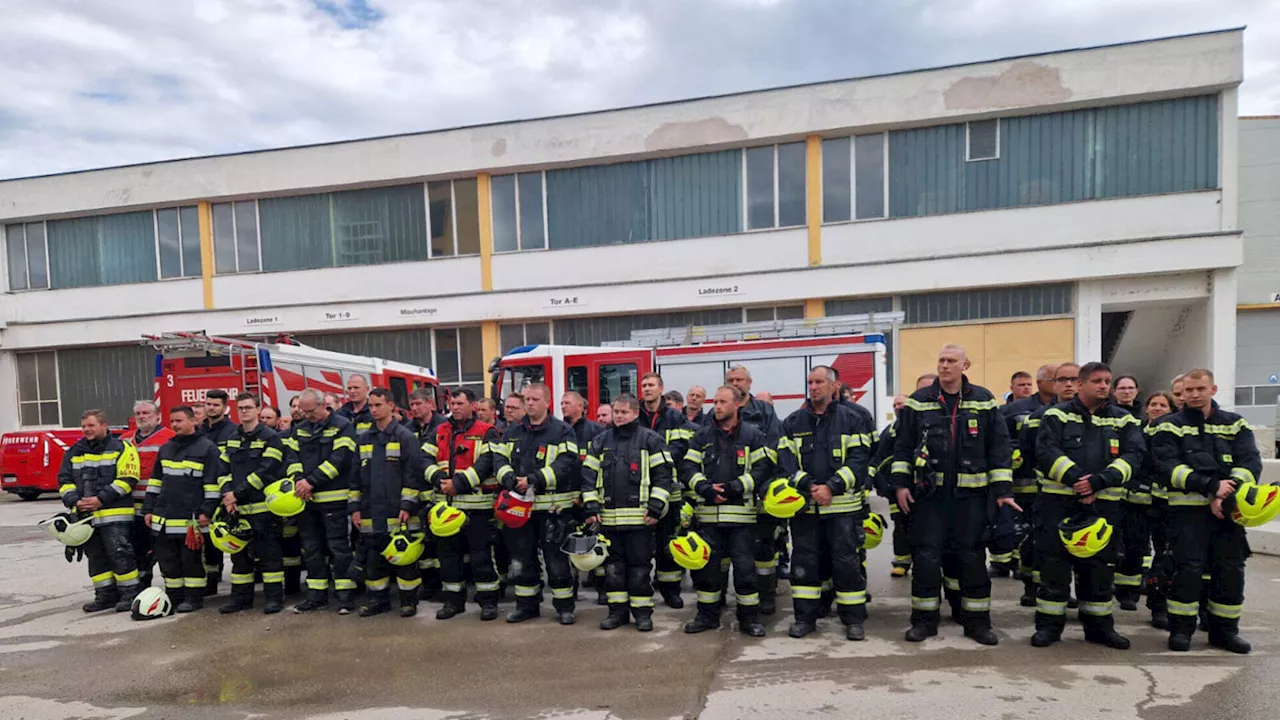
[40,513,94,547]
[131,587,173,621]
[561,531,610,573]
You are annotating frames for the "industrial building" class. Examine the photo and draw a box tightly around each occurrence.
[1237,116,1280,427]
[0,28,1247,430]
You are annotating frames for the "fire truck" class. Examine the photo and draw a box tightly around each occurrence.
[493,313,901,423]
[1,331,438,500]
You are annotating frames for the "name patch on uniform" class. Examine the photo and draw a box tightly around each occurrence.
[968,418,978,436]
[1109,438,1119,456]
[537,445,547,460]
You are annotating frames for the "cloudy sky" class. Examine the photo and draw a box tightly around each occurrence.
[1,0,1276,180]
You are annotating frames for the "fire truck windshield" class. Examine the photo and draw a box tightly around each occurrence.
[501,364,546,396]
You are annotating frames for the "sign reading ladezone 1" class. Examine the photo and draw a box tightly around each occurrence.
[243,315,282,328]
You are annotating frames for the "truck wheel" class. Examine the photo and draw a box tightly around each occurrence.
[14,489,42,501]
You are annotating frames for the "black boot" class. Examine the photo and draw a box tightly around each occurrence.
[203,575,220,597]
[114,587,141,613]
[965,627,999,646]
[1209,634,1251,655]
[83,590,119,614]
[684,614,721,634]
[1085,629,1131,650]
[1169,634,1192,651]
[1031,630,1059,647]
[905,624,937,642]
[436,604,463,620]
[263,584,285,615]
[1020,580,1037,608]
[661,590,684,610]
[595,587,608,606]
[176,589,204,613]
[480,605,499,621]
[789,620,816,638]
[600,607,629,630]
[284,569,302,596]
[846,623,866,642]
[506,606,540,623]
[759,597,777,616]
[335,590,354,615]
[219,588,255,614]
[1150,609,1169,629]
[634,609,654,632]
[557,611,576,625]
[293,591,329,614]
[359,593,390,617]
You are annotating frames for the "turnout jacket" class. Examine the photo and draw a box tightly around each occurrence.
[58,435,142,527]
[1003,394,1052,495]
[778,399,874,516]
[581,419,674,527]
[122,426,175,515]
[891,376,1013,498]
[338,401,374,434]
[1035,397,1145,502]
[568,416,606,499]
[435,418,500,511]
[493,415,577,511]
[350,421,424,533]
[218,423,286,515]
[284,412,359,507]
[869,420,899,498]
[640,403,697,484]
[681,417,774,524]
[203,417,239,453]
[740,395,783,444]
[143,433,222,533]
[1149,401,1262,508]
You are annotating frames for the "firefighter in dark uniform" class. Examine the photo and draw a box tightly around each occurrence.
[871,396,911,577]
[996,364,1057,584]
[778,366,874,640]
[1033,361,1142,650]
[122,400,175,590]
[337,374,375,434]
[562,391,609,604]
[582,393,675,632]
[681,385,774,637]
[349,388,425,617]
[494,383,578,624]
[1150,368,1262,654]
[891,345,1014,646]
[218,392,287,614]
[639,372,697,609]
[434,388,502,621]
[406,388,447,599]
[58,409,143,613]
[144,406,223,612]
[200,389,239,596]
[286,388,360,614]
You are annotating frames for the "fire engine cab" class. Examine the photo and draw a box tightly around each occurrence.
[494,314,900,423]
[1,331,438,500]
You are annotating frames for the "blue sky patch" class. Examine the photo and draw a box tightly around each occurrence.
[314,0,384,30]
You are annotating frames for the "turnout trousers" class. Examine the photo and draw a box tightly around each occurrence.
[85,522,140,604]
[653,501,686,599]
[691,523,759,623]
[908,490,991,632]
[438,509,500,610]
[790,511,866,626]
[601,526,656,620]
[1166,506,1248,640]
[153,532,206,602]
[504,510,575,613]
[229,514,285,602]
[1034,496,1119,637]
[358,532,420,609]
[297,504,356,602]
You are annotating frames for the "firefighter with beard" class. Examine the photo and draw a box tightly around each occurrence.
[639,372,697,609]
[869,374,936,579]
[200,389,239,597]
[122,400,175,590]
[406,388,447,599]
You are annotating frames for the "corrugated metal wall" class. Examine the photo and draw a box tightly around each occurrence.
[57,345,155,426]
[649,150,742,241]
[889,95,1219,218]
[294,330,434,368]
[902,284,1072,325]
[555,308,746,346]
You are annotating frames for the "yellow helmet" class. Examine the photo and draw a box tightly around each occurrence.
[669,531,712,571]
[1059,514,1113,559]
[763,479,805,519]
[264,479,306,517]
[1228,482,1280,528]
[208,511,253,555]
[428,502,467,537]
[383,530,426,566]
[862,512,887,550]
[679,502,696,529]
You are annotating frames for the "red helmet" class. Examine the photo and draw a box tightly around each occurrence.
[494,489,535,528]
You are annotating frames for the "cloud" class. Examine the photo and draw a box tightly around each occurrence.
[0,0,1275,181]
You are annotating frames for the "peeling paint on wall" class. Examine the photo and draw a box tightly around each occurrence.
[944,61,1073,111]
[644,117,748,152]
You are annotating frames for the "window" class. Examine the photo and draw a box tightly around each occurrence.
[502,364,547,396]
[567,366,589,397]
[5,222,48,291]
[1254,385,1280,407]
[55,345,154,426]
[903,284,1071,325]
[17,351,59,427]
[821,134,887,223]
[854,134,887,220]
[825,296,895,317]
[156,206,202,279]
[553,308,746,346]
[746,143,806,230]
[433,326,485,398]
[258,184,428,272]
[492,172,547,252]
[745,305,805,322]
[1235,387,1254,406]
[212,201,261,274]
[388,376,409,408]
[966,119,1000,161]
[499,322,551,353]
[46,211,157,289]
[427,179,482,257]
[598,363,638,405]
[777,142,806,227]
[822,138,851,223]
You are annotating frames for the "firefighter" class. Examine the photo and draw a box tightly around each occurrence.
[406,388,447,599]
[218,392,287,614]
[639,371,697,609]
[286,389,359,614]
[434,388,502,621]
[993,364,1058,581]
[582,393,675,632]
[685,386,709,425]
[726,365,789,584]
[494,383,578,624]
[58,409,143,613]
[350,388,425,617]
[891,345,1015,646]
[681,385,773,637]
[1019,364,1080,610]
[1150,368,1262,654]
[562,391,608,604]
[122,400,175,589]
[143,406,223,613]
[201,389,238,596]
[338,374,374,434]
[778,366,874,640]
[1033,361,1142,650]
[871,378,934,579]
[1140,391,1177,629]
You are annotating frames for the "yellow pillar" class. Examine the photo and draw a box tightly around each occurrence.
[197,201,214,309]
[477,172,494,292]
[805,135,822,267]
[480,321,500,398]
[804,298,825,319]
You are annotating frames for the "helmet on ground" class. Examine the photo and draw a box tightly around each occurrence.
[208,511,253,555]
[383,530,427,566]
[1058,513,1112,559]
[131,587,173,621]
[264,479,305,517]
[1227,481,1280,528]
[40,513,94,547]
[494,489,535,529]
[669,531,712,571]
[428,502,467,537]
[763,479,805,519]
[561,529,610,572]
[862,512,887,550]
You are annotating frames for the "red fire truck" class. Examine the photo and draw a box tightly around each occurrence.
[1,331,438,500]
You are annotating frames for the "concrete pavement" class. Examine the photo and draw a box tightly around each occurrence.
[1,494,1277,720]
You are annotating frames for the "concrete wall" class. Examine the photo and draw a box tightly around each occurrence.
[1239,118,1280,305]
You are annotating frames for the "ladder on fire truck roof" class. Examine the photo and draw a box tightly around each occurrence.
[601,311,905,348]
[142,331,268,399]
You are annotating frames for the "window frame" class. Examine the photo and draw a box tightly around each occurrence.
[6,221,52,292]
[965,119,1001,162]
[489,171,550,255]
[154,206,203,280]
[16,349,62,428]
[212,200,263,275]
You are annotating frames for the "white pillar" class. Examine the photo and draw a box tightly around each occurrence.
[1219,88,1240,232]
[1209,267,1238,409]
[1075,281,1104,362]
[0,351,17,432]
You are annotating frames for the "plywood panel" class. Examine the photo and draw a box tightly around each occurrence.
[899,325,987,390]
[898,319,1075,396]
